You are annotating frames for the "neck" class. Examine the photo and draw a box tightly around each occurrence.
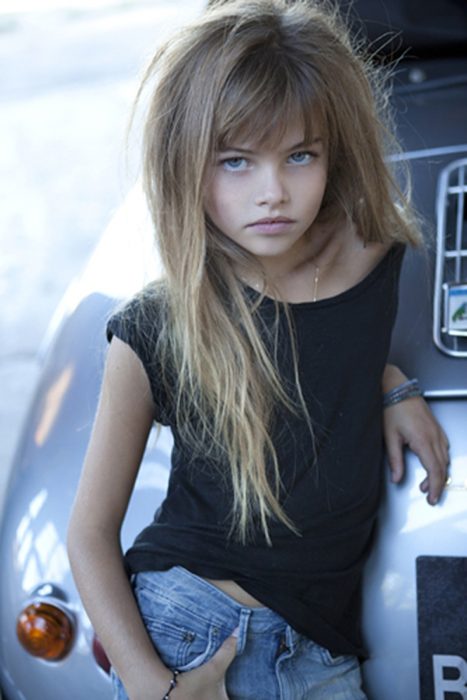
[242,218,355,301]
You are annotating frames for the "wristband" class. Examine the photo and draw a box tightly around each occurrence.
[383,378,422,408]
[161,670,180,700]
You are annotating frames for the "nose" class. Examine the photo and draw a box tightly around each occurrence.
[254,165,289,207]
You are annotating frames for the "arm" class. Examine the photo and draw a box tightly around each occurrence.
[67,337,237,700]
[382,364,449,505]
[67,337,173,698]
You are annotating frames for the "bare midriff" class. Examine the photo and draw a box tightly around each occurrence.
[205,578,265,608]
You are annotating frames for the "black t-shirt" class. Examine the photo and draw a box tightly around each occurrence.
[107,244,405,657]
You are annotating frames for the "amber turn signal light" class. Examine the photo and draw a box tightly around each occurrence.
[16,602,74,661]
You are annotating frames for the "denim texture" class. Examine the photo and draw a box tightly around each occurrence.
[111,566,367,700]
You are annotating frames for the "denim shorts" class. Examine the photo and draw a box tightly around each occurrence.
[111,566,367,700]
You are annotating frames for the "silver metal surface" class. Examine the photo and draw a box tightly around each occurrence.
[362,398,467,699]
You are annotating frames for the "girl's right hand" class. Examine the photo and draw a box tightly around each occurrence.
[172,629,239,700]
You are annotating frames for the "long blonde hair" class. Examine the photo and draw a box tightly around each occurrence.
[135,0,421,542]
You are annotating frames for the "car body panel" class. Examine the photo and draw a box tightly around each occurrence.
[362,399,467,699]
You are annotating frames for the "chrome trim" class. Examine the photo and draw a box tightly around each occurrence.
[442,283,450,334]
[424,389,467,398]
[30,583,69,602]
[394,73,467,96]
[434,158,467,357]
[388,144,467,163]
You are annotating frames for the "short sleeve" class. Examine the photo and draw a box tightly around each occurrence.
[106,294,172,425]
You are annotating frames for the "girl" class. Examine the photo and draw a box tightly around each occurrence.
[67,1,449,699]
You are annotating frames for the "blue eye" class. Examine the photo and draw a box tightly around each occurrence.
[288,151,313,165]
[220,157,248,171]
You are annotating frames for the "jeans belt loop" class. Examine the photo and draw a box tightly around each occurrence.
[285,624,297,654]
[235,608,252,656]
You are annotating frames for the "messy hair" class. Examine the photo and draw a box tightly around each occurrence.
[135,0,421,542]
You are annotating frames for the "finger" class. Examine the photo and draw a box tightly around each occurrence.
[427,431,450,504]
[208,628,239,675]
[385,433,405,484]
[404,425,447,505]
[419,451,447,505]
[436,429,450,470]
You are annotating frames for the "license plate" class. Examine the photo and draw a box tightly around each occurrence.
[417,556,467,700]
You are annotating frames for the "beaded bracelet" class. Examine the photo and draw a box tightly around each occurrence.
[383,378,422,408]
[161,670,180,700]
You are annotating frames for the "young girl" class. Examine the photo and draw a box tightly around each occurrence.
[67,1,449,698]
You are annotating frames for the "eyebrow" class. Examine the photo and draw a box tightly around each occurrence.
[220,137,323,154]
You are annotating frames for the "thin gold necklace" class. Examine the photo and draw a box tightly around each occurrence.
[312,264,320,302]
[244,263,321,302]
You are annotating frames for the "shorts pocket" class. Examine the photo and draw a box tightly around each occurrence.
[134,575,221,672]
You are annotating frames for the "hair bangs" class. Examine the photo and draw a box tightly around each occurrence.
[215,49,324,151]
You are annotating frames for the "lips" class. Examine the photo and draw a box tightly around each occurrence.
[246,216,296,235]
[248,217,294,225]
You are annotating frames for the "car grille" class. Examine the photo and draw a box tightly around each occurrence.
[434,158,467,357]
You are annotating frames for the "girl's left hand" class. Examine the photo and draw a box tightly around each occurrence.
[383,394,450,505]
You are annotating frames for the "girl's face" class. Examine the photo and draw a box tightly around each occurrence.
[204,121,328,270]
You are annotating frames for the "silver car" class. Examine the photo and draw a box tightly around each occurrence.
[1,3,467,698]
